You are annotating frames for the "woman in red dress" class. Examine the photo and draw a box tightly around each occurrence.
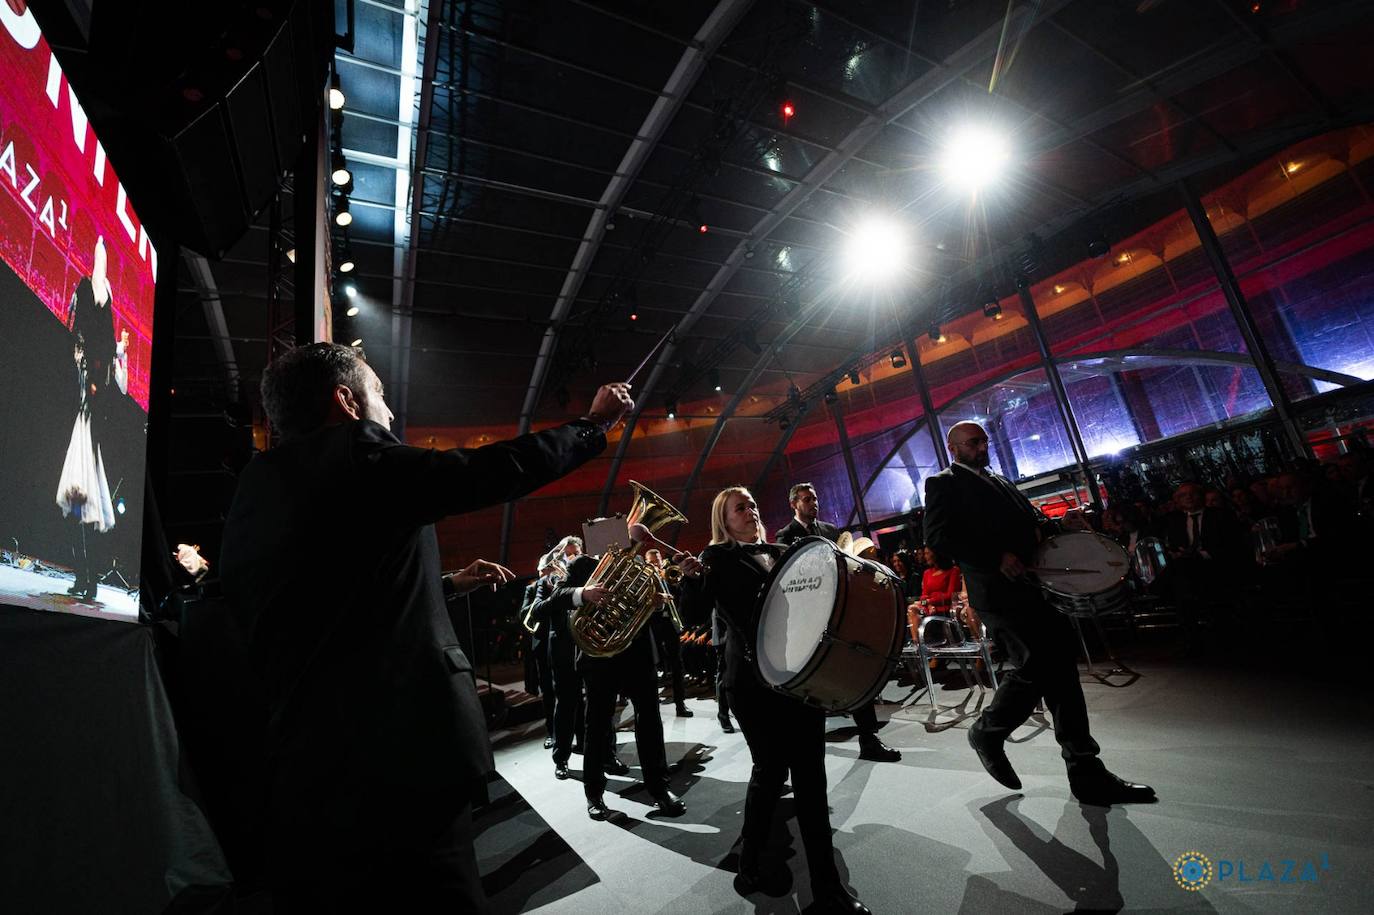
[918,545,962,616]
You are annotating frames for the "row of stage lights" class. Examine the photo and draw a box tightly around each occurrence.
[666,123,1015,421]
[329,72,362,347]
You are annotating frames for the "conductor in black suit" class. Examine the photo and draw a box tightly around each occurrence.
[535,548,685,820]
[219,342,632,909]
[773,483,900,764]
[924,421,1154,806]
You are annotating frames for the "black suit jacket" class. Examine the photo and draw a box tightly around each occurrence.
[522,580,547,651]
[679,542,784,694]
[924,463,1052,618]
[774,517,839,545]
[531,554,596,670]
[220,417,604,830]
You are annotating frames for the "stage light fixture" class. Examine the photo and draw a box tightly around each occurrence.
[344,283,357,298]
[115,497,126,515]
[890,349,907,369]
[1086,232,1110,259]
[338,237,355,274]
[941,125,1011,192]
[982,300,1002,320]
[350,338,363,348]
[928,324,945,343]
[824,389,837,405]
[331,150,351,187]
[666,397,677,420]
[346,305,360,317]
[329,72,345,110]
[285,247,296,264]
[781,100,796,123]
[843,215,909,282]
[335,197,352,227]
[629,312,638,321]
[848,369,861,386]
[710,368,722,392]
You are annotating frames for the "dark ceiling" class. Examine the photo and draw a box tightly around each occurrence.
[173,0,1374,542]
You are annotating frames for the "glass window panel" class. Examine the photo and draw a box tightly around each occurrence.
[938,370,1077,481]
[862,421,939,521]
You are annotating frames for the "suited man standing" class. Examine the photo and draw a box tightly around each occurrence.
[522,553,562,749]
[535,548,686,820]
[220,342,632,910]
[774,483,900,763]
[924,421,1154,806]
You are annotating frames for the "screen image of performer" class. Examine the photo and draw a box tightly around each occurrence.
[923,421,1155,806]
[773,482,900,764]
[220,343,632,910]
[680,487,868,913]
[55,236,129,601]
[537,548,685,821]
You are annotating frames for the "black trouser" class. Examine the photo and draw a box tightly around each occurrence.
[729,679,840,887]
[975,599,1103,778]
[849,701,879,735]
[714,646,731,721]
[550,657,585,765]
[532,637,554,735]
[654,622,687,707]
[581,651,668,798]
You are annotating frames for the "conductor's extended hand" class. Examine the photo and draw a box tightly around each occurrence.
[584,383,634,431]
[448,559,515,596]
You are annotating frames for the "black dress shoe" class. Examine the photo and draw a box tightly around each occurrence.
[733,859,762,895]
[603,755,630,776]
[1071,771,1157,806]
[650,789,686,816]
[812,881,870,914]
[543,736,554,749]
[857,734,901,762]
[586,795,611,820]
[718,717,735,733]
[676,704,694,718]
[554,762,570,780]
[968,726,1022,790]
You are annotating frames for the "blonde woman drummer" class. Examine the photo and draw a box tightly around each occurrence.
[678,487,868,914]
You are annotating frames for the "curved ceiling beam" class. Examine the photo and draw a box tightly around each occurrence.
[596,0,1073,516]
[499,0,755,560]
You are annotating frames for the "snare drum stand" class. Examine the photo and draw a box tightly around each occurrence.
[1071,615,1137,684]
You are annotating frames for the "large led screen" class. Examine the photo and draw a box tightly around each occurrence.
[0,5,157,621]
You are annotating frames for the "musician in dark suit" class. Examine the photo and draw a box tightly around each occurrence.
[679,486,868,914]
[535,551,684,820]
[774,483,900,763]
[772,481,841,544]
[220,342,632,909]
[923,422,1154,806]
[522,553,562,749]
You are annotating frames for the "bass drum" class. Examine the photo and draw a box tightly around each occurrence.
[755,537,905,712]
[1032,531,1131,618]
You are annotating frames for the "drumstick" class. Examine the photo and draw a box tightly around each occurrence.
[625,326,675,387]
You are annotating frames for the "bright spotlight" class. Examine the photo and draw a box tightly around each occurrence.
[344,283,357,298]
[941,125,1011,192]
[349,338,363,348]
[346,305,360,317]
[843,216,908,281]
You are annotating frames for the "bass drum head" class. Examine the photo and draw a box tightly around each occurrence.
[1033,532,1128,596]
[756,538,840,688]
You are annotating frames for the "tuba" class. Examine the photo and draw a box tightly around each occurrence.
[570,481,687,658]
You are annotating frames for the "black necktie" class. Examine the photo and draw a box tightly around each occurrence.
[1187,512,1200,546]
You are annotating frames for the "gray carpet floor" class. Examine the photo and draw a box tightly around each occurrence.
[483,661,1374,914]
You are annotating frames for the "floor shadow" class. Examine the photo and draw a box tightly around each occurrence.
[473,773,600,914]
[971,795,1218,914]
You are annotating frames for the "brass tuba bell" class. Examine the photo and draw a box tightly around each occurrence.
[569,481,687,658]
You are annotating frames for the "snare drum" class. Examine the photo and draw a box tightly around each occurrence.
[755,537,905,712]
[1032,532,1131,618]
